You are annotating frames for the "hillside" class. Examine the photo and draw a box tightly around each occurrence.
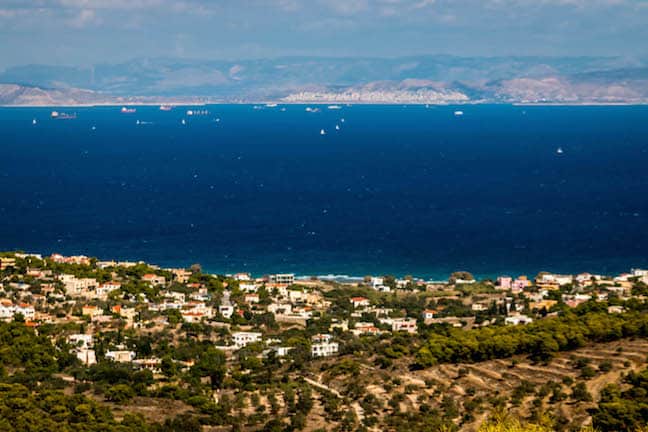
[1,56,648,105]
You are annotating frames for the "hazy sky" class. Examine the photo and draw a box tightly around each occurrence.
[1,0,647,68]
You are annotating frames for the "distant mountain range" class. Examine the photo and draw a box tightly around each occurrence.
[1,55,647,105]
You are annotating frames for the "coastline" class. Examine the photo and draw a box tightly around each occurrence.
[4,248,645,284]
[2,101,648,108]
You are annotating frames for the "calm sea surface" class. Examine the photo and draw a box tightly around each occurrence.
[1,104,647,279]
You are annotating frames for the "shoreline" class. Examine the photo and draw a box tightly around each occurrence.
[3,249,645,284]
[2,101,648,108]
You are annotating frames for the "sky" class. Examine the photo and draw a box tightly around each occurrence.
[0,0,647,68]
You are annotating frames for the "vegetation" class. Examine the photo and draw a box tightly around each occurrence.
[417,305,648,366]
[593,368,648,431]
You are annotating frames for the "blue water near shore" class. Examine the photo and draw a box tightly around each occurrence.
[1,104,648,279]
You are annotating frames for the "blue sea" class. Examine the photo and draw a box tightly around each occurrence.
[1,104,647,279]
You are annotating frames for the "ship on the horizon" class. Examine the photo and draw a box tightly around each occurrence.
[50,111,76,119]
[159,105,173,111]
[121,107,136,114]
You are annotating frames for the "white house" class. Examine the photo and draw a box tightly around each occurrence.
[76,349,97,366]
[311,334,339,358]
[632,269,648,277]
[68,334,93,350]
[232,331,262,349]
[219,304,234,318]
[505,314,533,325]
[96,282,121,297]
[269,274,295,285]
[106,350,136,363]
[350,297,370,308]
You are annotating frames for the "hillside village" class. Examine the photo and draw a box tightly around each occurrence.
[2,251,648,431]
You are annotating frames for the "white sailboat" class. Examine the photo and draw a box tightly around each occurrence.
[320,129,326,135]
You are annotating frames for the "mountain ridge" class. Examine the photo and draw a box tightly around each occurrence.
[1,55,647,105]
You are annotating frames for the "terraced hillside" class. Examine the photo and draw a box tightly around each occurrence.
[303,338,648,431]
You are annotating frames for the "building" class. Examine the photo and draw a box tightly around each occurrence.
[232,331,262,349]
[311,334,339,358]
[142,274,166,286]
[106,350,136,363]
[68,334,93,349]
[112,305,137,320]
[512,276,531,292]
[421,309,436,320]
[505,313,533,325]
[264,346,293,357]
[59,274,98,296]
[76,349,97,366]
[82,305,103,318]
[240,283,259,292]
[171,269,192,283]
[269,274,295,285]
[0,257,16,270]
[234,273,251,281]
[50,254,90,265]
[245,293,260,304]
[496,276,512,290]
[350,296,370,308]
[219,304,234,319]
[352,322,382,336]
[97,282,121,298]
[390,317,418,333]
[529,300,558,311]
[632,269,648,277]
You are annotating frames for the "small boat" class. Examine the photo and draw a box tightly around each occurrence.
[320,129,326,136]
[51,111,59,118]
[454,110,464,116]
[181,119,186,125]
[266,103,278,108]
[340,118,345,123]
[136,120,141,125]
[335,125,340,131]
[159,105,173,111]
[32,119,37,125]
[121,106,136,113]
[91,126,96,131]
[556,147,564,155]
[328,105,342,110]
[306,107,321,113]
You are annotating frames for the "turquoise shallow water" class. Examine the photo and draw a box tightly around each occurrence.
[1,104,647,279]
